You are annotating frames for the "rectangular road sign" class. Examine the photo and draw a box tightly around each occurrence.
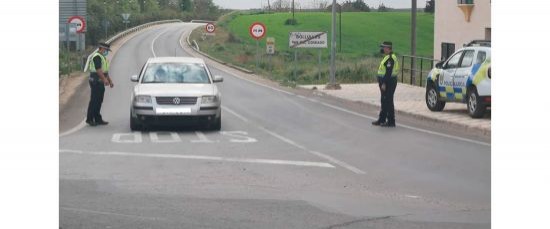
[266,37,275,54]
[289,32,328,49]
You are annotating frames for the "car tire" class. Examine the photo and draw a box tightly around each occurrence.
[130,113,142,131]
[426,83,446,111]
[207,113,221,131]
[467,87,486,118]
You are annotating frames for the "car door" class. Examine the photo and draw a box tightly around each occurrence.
[453,49,476,102]
[438,51,463,101]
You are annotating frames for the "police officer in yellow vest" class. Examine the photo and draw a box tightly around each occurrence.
[86,42,114,126]
[372,41,399,127]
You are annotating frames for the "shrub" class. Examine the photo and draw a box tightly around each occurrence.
[284,18,298,25]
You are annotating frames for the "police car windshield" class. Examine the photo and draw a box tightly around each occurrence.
[141,63,210,84]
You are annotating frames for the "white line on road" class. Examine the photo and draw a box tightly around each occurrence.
[60,149,335,169]
[151,28,171,57]
[221,106,366,175]
[59,120,86,138]
[61,207,161,221]
[319,102,491,147]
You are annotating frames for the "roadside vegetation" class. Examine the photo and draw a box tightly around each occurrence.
[191,11,434,87]
[60,0,226,77]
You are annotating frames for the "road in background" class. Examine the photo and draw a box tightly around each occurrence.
[60,23,490,229]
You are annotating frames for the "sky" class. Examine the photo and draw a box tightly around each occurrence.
[213,0,427,10]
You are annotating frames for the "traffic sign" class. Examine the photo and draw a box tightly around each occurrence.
[121,13,131,21]
[289,32,328,49]
[205,23,216,33]
[249,22,266,40]
[67,16,86,33]
[266,37,275,54]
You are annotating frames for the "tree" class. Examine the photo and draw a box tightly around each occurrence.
[425,0,435,13]
[180,0,193,12]
[377,3,390,12]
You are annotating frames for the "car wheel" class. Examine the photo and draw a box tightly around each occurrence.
[426,83,446,111]
[130,113,142,131]
[206,113,221,131]
[467,87,486,118]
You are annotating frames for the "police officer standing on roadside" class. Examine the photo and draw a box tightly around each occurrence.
[372,41,399,127]
[86,42,114,126]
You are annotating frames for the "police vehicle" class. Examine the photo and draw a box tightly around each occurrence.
[425,40,491,118]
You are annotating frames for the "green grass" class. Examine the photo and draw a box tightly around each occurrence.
[227,12,434,57]
[192,11,434,86]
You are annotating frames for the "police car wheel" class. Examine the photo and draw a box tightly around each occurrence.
[426,84,445,111]
[467,87,486,118]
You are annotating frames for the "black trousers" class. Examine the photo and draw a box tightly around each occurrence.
[378,77,397,124]
[86,79,105,123]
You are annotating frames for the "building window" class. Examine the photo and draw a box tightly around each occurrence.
[441,43,456,61]
[458,0,474,4]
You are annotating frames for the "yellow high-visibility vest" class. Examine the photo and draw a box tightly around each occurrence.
[88,52,109,73]
[377,53,399,77]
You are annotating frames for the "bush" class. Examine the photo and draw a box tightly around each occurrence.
[284,18,298,25]
[226,32,241,43]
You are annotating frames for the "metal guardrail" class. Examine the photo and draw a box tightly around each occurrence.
[399,55,440,87]
[83,19,183,71]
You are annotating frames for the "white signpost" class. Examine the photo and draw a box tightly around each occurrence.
[289,32,328,48]
[266,37,275,55]
[289,32,328,80]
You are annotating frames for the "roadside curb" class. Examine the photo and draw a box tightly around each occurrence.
[186,29,255,74]
[300,86,491,137]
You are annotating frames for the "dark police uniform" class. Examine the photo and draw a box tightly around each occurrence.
[86,43,111,126]
[374,42,399,127]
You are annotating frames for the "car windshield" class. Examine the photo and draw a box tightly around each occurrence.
[141,62,210,84]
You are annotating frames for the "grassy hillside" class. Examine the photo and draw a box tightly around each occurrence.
[191,11,434,86]
[227,12,433,57]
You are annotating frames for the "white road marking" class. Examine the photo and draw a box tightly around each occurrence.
[151,28,171,57]
[220,131,258,143]
[319,102,491,147]
[405,195,421,199]
[61,207,161,221]
[59,149,335,168]
[112,132,143,143]
[60,120,86,137]
[222,105,366,174]
[150,132,181,143]
[191,131,216,143]
[257,126,367,175]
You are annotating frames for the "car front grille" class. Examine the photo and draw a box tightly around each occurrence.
[155,96,197,105]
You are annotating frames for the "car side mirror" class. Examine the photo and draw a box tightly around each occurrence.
[130,74,139,82]
[213,75,224,83]
[435,61,444,69]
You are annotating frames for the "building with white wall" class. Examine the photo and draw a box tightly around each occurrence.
[434,0,491,61]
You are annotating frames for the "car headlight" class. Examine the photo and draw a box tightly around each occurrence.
[201,95,218,104]
[135,95,152,104]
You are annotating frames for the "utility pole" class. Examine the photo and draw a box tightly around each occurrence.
[326,0,340,89]
[292,0,295,20]
[268,0,271,12]
[411,0,418,85]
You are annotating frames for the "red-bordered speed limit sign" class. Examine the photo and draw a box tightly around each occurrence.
[249,22,266,40]
[205,23,216,33]
[67,16,86,33]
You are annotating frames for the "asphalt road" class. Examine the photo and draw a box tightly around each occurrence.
[60,23,491,229]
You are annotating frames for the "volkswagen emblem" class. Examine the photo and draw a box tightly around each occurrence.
[173,97,181,105]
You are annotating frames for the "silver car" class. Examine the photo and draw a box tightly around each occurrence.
[130,57,223,131]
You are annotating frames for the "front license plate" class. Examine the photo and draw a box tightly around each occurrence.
[156,107,192,115]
